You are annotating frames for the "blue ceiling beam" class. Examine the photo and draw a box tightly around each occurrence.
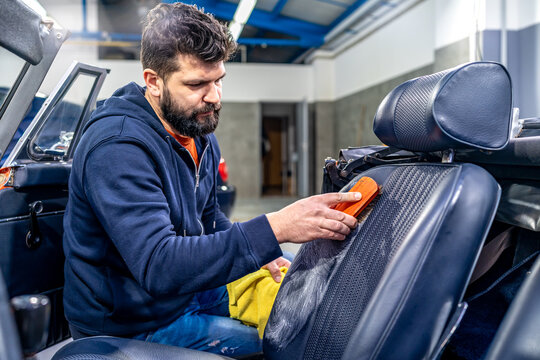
[271,0,289,17]
[174,0,328,42]
[69,31,322,48]
[238,37,322,47]
[328,0,369,28]
[82,0,88,32]
[71,31,142,42]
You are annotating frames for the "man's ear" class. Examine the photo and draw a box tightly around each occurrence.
[143,69,162,97]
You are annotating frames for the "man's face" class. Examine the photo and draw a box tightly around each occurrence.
[159,54,226,137]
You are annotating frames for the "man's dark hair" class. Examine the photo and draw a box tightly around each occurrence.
[141,3,237,80]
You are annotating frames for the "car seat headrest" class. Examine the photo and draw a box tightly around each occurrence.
[373,62,513,152]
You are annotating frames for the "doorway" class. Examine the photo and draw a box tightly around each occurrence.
[261,104,296,196]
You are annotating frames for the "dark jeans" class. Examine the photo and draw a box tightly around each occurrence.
[68,288,261,356]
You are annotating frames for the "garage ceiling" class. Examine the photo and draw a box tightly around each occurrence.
[86,0,409,64]
[178,0,404,63]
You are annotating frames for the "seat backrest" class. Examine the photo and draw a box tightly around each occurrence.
[484,254,540,360]
[263,62,512,360]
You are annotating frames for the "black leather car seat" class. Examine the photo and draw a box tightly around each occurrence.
[263,62,513,360]
[484,254,540,360]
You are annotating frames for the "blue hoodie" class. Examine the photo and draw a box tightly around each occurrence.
[63,82,282,336]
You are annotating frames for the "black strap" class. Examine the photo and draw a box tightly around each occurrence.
[323,146,423,193]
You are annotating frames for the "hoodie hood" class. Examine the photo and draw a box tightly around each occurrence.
[87,82,170,140]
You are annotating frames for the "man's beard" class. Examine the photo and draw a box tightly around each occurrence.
[160,87,220,138]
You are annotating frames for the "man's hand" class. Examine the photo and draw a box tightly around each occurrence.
[266,192,361,244]
[263,257,291,283]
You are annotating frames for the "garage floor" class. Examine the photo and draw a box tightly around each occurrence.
[230,196,301,255]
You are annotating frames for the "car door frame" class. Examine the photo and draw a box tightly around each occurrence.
[4,61,108,167]
[0,19,68,163]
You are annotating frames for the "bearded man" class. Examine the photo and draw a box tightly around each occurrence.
[62,2,360,356]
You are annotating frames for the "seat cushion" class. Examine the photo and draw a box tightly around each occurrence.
[51,336,232,360]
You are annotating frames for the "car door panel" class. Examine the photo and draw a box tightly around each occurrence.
[0,63,107,347]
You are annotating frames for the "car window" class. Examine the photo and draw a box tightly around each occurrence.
[0,94,46,164]
[3,62,107,166]
[0,47,27,112]
[28,73,97,160]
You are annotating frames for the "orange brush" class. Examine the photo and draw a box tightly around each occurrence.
[334,176,380,217]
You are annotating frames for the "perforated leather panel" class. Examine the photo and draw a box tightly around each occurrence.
[303,165,455,360]
[394,71,448,150]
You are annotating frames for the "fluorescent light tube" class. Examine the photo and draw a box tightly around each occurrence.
[228,0,257,40]
[234,0,257,24]
[229,21,243,40]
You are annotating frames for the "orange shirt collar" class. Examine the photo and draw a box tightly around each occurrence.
[165,128,199,167]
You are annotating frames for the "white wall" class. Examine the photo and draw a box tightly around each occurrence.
[332,0,435,99]
[509,0,540,30]
[38,43,312,101]
[41,0,98,32]
[435,0,477,49]
[222,63,313,102]
[311,53,335,101]
[39,43,143,99]
[486,0,540,30]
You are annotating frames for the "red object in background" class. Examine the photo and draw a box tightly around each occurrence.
[0,167,12,191]
[218,157,229,182]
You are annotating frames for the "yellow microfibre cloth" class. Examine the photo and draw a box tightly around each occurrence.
[227,267,288,339]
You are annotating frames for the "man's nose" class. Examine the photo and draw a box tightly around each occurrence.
[203,83,221,104]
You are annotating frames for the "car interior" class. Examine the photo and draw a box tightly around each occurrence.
[1,1,540,360]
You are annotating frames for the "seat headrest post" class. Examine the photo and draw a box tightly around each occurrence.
[442,149,455,163]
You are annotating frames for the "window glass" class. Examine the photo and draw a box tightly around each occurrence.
[28,72,96,160]
[0,47,26,110]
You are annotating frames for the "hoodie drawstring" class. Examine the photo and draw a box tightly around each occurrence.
[166,135,187,236]
[210,144,217,230]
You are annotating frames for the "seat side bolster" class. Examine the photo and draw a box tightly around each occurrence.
[484,255,540,360]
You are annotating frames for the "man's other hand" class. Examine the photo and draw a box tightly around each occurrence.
[266,192,361,244]
[263,257,291,283]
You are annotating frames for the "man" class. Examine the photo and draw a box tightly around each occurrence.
[63,2,360,356]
